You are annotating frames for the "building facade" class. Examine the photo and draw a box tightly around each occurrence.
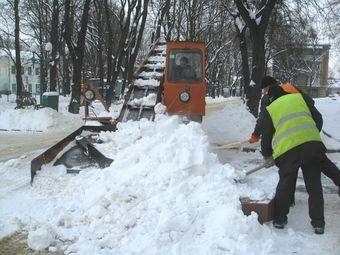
[293,44,330,97]
[273,44,331,98]
[0,49,40,95]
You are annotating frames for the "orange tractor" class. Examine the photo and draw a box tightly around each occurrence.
[31,40,207,182]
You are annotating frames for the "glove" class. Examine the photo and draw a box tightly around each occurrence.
[263,156,275,168]
[249,134,260,143]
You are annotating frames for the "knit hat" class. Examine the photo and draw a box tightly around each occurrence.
[261,76,278,89]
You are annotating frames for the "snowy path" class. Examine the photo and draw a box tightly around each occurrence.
[0,130,80,162]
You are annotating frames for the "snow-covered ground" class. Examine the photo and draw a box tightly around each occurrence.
[0,94,339,255]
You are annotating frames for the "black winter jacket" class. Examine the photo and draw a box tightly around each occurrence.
[260,85,323,158]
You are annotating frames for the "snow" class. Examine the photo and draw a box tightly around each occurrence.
[0,95,339,254]
[235,16,245,32]
[134,78,160,87]
[128,93,156,106]
[148,56,166,63]
[138,71,164,79]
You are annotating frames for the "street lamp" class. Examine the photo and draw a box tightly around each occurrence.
[30,51,42,103]
[45,42,52,53]
[44,42,52,91]
[30,43,53,105]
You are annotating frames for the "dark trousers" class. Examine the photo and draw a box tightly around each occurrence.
[274,141,325,228]
[291,154,340,202]
[321,155,340,187]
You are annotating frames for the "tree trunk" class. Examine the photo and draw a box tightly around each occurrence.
[61,41,71,95]
[155,0,171,40]
[14,0,23,97]
[106,1,135,106]
[104,0,114,101]
[49,0,59,92]
[248,30,266,116]
[95,0,104,92]
[237,26,250,98]
[234,0,277,117]
[127,0,149,84]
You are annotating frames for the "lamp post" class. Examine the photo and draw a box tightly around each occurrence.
[30,51,41,103]
[30,42,53,105]
[44,42,52,91]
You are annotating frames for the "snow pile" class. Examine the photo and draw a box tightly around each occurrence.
[316,97,340,149]
[12,115,272,254]
[202,103,255,144]
[0,107,82,132]
[205,96,240,104]
[0,95,123,131]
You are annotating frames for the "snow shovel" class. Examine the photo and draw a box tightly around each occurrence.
[322,130,340,142]
[212,140,249,150]
[234,161,268,183]
[245,162,268,176]
[239,161,275,224]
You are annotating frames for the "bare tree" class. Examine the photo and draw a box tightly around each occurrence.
[233,0,277,117]
[64,0,92,113]
[22,0,51,99]
[104,0,150,105]
[125,0,150,84]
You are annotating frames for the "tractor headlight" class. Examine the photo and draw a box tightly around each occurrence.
[179,91,190,102]
[84,89,95,101]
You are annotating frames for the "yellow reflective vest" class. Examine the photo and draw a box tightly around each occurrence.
[266,93,322,159]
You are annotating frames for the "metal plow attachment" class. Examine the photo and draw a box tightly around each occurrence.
[31,125,116,183]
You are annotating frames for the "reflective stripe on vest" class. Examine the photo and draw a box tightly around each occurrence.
[266,93,322,159]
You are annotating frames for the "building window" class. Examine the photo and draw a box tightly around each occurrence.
[28,66,32,75]
[11,83,17,93]
[35,67,40,76]
[28,84,32,92]
[11,66,16,74]
[21,67,24,75]
[36,84,40,93]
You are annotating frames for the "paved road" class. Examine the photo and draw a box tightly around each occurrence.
[0,130,77,162]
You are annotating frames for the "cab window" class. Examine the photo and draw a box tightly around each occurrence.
[168,49,202,83]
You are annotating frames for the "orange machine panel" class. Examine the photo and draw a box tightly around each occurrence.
[164,41,206,119]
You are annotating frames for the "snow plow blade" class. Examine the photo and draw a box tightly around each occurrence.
[30,124,116,184]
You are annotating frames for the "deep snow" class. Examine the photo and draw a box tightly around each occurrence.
[0,94,339,255]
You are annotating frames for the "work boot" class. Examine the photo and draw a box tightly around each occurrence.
[314,226,324,235]
[273,220,287,229]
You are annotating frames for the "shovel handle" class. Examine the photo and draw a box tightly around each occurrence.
[213,140,249,150]
[245,163,267,176]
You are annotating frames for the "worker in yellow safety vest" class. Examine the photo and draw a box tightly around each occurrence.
[260,76,326,235]
[250,76,340,203]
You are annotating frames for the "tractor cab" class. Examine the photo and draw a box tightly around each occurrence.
[164,41,206,122]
